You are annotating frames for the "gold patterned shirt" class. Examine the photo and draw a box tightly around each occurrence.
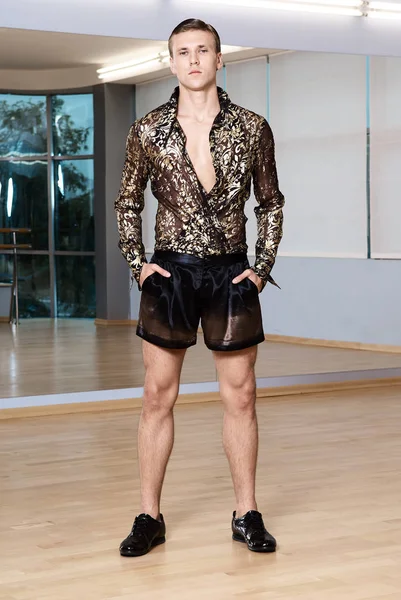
[115,86,284,291]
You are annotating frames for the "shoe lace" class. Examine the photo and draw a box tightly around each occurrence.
[245,512,265,531]
[131,514,150,538]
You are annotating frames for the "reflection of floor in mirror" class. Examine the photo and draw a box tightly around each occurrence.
[1,385,401,599]
[1,319,401,399]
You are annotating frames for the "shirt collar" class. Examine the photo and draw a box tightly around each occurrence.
[160,86,232,145]
[169,85,231,112]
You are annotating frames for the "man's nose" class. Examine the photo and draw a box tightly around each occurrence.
[189,54,200,65]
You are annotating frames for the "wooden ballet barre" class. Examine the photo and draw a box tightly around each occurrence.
[0,244,32,250]
[0,228,32,234]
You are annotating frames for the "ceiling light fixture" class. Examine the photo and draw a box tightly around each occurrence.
[183,0,401,19]
[97,51,170,81]
[367,0,401,18]
[182,0,364,17]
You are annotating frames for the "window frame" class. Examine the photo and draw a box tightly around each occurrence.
[0,87,95,318]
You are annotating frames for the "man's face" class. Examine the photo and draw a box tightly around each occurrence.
[169,29,223,91]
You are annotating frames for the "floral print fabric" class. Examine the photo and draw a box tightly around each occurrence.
[115,86,284,290]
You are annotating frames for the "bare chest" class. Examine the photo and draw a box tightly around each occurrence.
[177,118,216,194]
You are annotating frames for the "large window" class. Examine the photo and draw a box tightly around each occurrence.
[0,92,95,318]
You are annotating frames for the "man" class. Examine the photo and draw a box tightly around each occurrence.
[115,18,284,557]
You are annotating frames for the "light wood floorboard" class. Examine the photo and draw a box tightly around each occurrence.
[1,386,401,599]
[1,320,401,400]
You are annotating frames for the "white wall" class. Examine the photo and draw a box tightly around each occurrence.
[370,56,401,259]
[270,52,368,258]
[263,256,401,346]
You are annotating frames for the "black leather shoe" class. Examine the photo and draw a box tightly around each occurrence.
[119,513,166,557]
[232,510,276,553]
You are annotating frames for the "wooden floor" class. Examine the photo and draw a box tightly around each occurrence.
[1,386,401,599]
[1,320,401,399]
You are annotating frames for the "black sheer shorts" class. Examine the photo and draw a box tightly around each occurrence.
[137,251,265,352]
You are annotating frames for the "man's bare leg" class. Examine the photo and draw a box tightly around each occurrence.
[138,340,186,520]
[213,345,259,518]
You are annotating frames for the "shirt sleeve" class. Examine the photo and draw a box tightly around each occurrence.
[114,121,149,290]
[251,118,285,290]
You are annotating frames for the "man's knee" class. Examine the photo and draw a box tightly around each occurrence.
[142,376,179,415]
[220,376,257,414]
[141,341,185,415]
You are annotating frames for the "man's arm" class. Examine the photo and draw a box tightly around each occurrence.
[114,121,149,290]
[251,118,285,290]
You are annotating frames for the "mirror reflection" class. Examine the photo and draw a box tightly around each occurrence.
[0,28,400,405]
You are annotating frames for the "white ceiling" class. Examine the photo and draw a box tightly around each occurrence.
[0,28,168,71]
[0,28,282,88]
[3,0,401,60]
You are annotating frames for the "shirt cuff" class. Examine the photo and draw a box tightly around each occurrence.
[130,258,147,291]
[250,265,281,291]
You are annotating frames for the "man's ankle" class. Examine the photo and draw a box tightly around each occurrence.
[141,508,161,521]
[235,504,258,518]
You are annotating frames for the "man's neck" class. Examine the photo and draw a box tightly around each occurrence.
[177,83,220,123]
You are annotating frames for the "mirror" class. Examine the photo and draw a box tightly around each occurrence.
[1,28,400,409]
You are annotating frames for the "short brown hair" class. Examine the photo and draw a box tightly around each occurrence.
[168,18,221,57]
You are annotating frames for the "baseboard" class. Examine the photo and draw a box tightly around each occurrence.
[2,377,400,420]
[264,334,401,354]
[0,317,9,323]
[257,377,401,398]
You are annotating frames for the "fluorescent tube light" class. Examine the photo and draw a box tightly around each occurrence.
[367,0,401,17]
[181,0,363,16]
[369,0,401,10]
[97,51,169,81]
[368,10,401,17]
